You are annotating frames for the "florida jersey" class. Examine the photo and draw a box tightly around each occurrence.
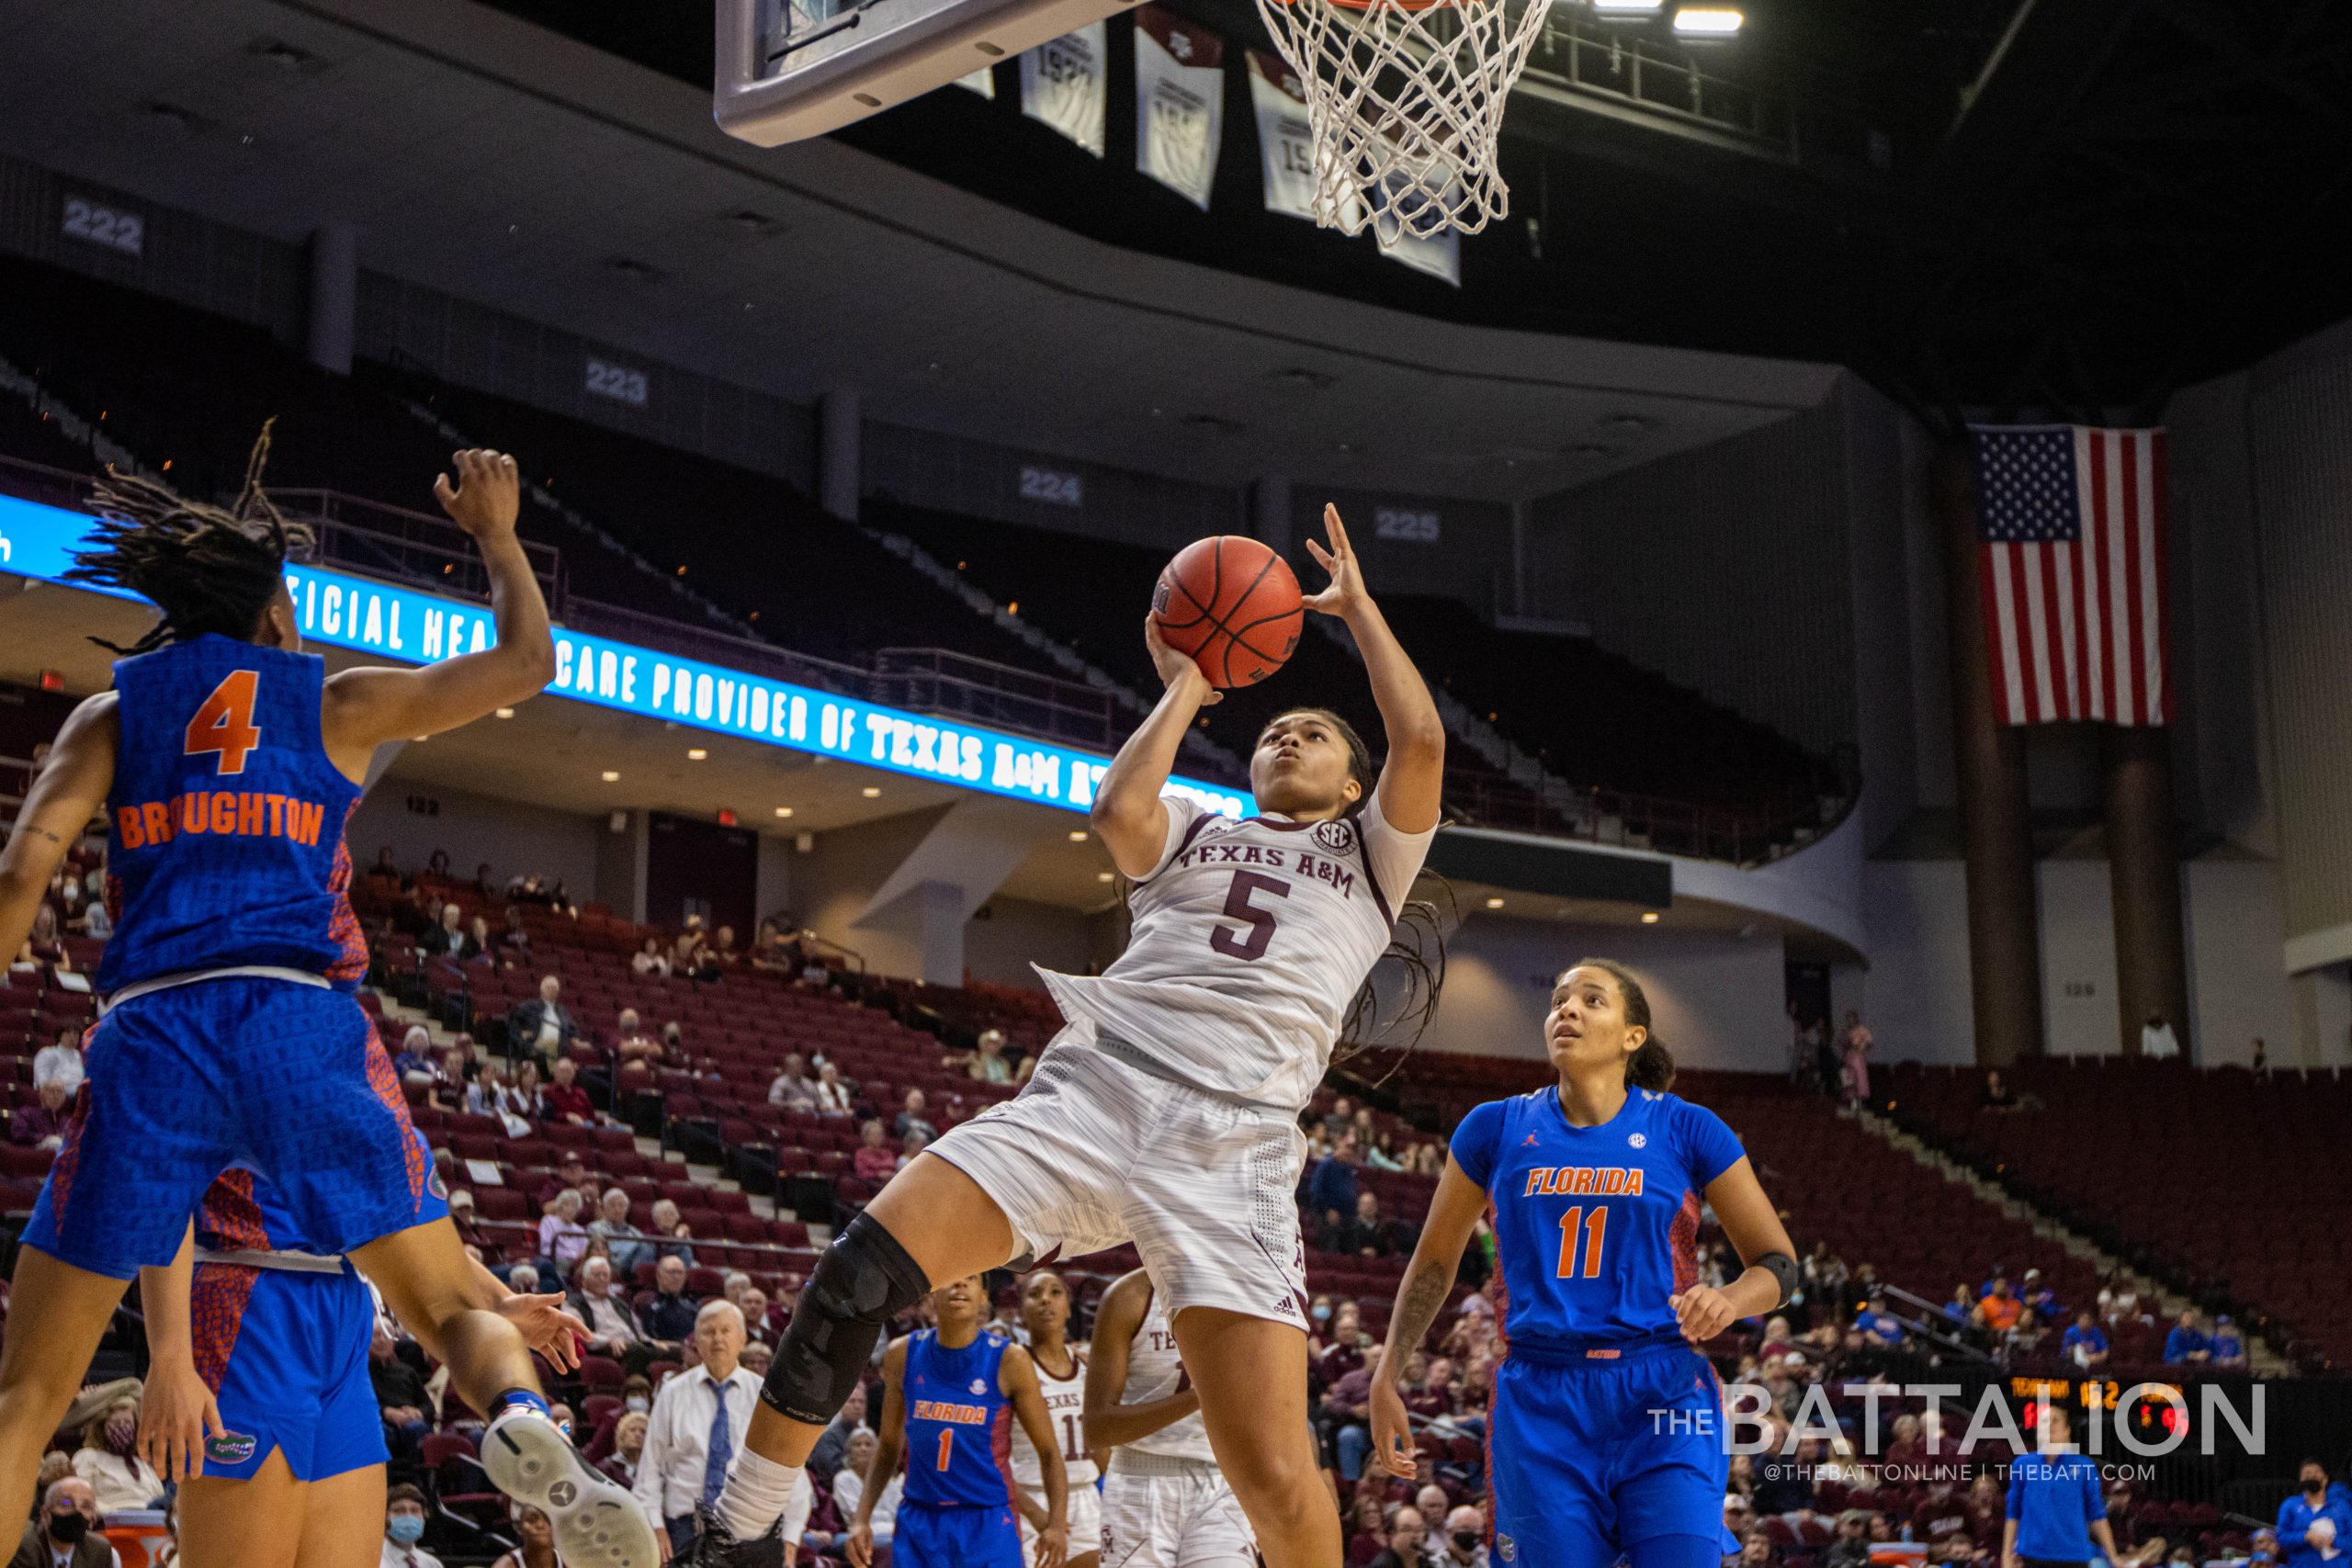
[1039,794,1434,1111]
[902,1329,1017,1508]
[1009,1347,1096,1492]
[96,637,365,995]
[1452,1087,1744,1355]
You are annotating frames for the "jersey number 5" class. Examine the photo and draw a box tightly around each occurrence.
[1555,1205,1610,1280]
[1210,870,1290,963]
[185,671,263,775]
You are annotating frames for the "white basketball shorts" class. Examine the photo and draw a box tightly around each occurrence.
[1100,1459,1257,1568]
[924,1032,1311,1330]
[1021,1481,1104,1564]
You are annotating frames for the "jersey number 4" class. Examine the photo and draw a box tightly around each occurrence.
[1555,1205,1610,1280]
[1210,870,1291,962]
[185,671,263,775]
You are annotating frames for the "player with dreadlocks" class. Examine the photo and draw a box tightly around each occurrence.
[686,503,1445,1568]
[0,436,659,1568]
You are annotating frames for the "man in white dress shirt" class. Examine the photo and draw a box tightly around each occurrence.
[634,1301,811,1560]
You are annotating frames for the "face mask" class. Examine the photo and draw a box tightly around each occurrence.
[1453,1530,1482,1552]
[387,1516,427,1546]
[48,1512,90,1546]
[625,1396,650,1414]
[104,1414,138,1455]
[1311,1304,1332,1323]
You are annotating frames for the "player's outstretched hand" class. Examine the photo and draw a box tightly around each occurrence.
[845,1522,876,1568]
[433,448,523,542]
[1302,503,1367,618]
[137,1358,227,1483]
[1143,614,1221,705]
[498,1291,589,1373]
[1668,1285,1736,1344]
[1369,1376,1418,1480]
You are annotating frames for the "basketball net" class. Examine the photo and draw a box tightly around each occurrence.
[1252,0,1548,243]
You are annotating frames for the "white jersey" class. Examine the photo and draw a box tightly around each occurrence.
[1009,1344,1099,1491]
[1039,795,1434,1111]
[1121,1284,1216,1462]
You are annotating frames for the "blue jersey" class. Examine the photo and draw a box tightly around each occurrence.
[96,637,366,996]
[2006,1451,2104,1562]
[900,1329,1016,1509]
[1452,1086,1745,1355]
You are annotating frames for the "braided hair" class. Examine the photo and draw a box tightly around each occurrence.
[65,423,311,655]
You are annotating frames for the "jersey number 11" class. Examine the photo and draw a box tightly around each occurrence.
[1555,1205,1609,1280]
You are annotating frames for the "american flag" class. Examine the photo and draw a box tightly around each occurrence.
[1970,425,2170,727]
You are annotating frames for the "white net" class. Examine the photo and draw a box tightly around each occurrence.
[1251,0,1548,243]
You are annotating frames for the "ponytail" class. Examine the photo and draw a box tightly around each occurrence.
[1568,956,1676,1092]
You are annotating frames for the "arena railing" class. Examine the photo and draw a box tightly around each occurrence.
[870,647,1119,750]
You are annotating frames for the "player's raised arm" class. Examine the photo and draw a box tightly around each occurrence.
[1081,1272,1198,1450]
[321,450,556,771]
[0,694,117,962]
[1302,504,1443,834]
[1001,1346,1069,1568]
[847,1337,910,1568]
[1090,617,1216,877]
[1369,1156,1487,1478]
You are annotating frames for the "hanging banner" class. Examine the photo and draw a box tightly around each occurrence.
[1379,226,1461,286]
[1022,23,1107,157]
[1249,50,1319,222]
[954,67,996,98]
[1135,6,1224,210]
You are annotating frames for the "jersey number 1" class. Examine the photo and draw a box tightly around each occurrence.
[185,670,262,775]
[1555,1205,1609,1280]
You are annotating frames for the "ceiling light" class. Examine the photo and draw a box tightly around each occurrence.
[687,748,708,761]
[601,770,620,783]
[1068,830,1089,842]
[774,806,795,818]
[1641,910,1661,923]
[1485,897,1506,910]
[1592,0,1663,12]
[861,786,882,798]
[1096,872,1115,883]
[494,707,514,719]
[1671,6,1743,35]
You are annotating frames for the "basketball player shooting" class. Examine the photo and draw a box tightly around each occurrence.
[682,503,1443,1568]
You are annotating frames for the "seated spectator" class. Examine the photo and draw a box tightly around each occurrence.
[1438,1505,1487,1568]
[600,1410,650,1488]
[72,1396,163,1513]
[369,1325,434,1460]
[1978,1068,2018,1111]
[67,890,110,940]
[900,1127,931,1168]
[1973,1279,2022,1336]
[390,1026,436,1085]
[638,1255,699,1355]
[569,1255,651,1375]
[383,1482,442,1568]
[11,1079,72,1150]
[648,1198,697,1265]
[2005,1308,2049,1359]
[506,1262,541,1295]
[590,1189,651,1278]
[1331,1190,1405,1258]
[1367,1505,1431,1568]
[1363,1127,1409,1173]
[417,901,470,959]
[23,1475,114,1568]
[832,1429,902,1553]
[949,1029,1016,1086]
[2019,1269,2061,1322]
[658,1020,687,1066]
[768,1054,820,1111]
[464,913,497,965]
[812,1062,854,1115]
[446,1187,489,1254]
[544,1055,596,1125]
[709,925,741,968]
[853,1119,900,1183]
[506,975,577,1064]
[807,1383,871,1488]
[1318,1300,1374,1375]
[612,1009,661,1074]
[630,935,671,977]
[2163,1309,2210,1364]
[1821,1510,1872,1568]
[672,917,714,980]
[2097,1272,2148,1326]
[739,1287,775,1346]
[34,1025,86,1094]
[499,903,534,963]
[1853,1296,1905,1348]
[1306,1130,1363,1236]
[2062,1309,2110,1368]
[2211,1314,2246,1369]
[537,1189,593,1280]
[506,1059,548,1122]
[368,845,409,887]
[894,1089,938,1145]
[426,1044,472,1113]
[536,1150,590,1208]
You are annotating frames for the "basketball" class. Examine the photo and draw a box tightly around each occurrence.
[1151,536,1304,689]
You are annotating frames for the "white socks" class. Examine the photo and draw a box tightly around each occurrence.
[714,1449,802,1542]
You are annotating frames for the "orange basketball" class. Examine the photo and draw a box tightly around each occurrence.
[1152,536,1304,689]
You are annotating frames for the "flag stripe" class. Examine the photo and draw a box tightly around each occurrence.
[2051,541,2079,722]
[2021,541,2056,723]
[1984,543,2024,726]
[2079,427,2107,722]
[2136,432,2164,726]
[2148,430,2170,723]
[2104,432,2133,725]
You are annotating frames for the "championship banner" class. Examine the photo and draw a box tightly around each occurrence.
[1136,6,1224,210]
[1022,23,1107,157]
[1250,50,1320,222]
[954,67,996,98]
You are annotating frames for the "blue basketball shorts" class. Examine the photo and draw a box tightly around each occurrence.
[22,977,446,1280]
[192,1260,388,1483]
[894,1500,1024,1568]
[1487,1343,1731,1568]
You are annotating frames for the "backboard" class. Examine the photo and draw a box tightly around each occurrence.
[717,0,1136,146]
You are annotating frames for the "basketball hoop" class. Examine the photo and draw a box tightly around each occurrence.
[1253,0,1547,242]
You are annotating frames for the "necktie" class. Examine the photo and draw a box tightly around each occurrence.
[702,1378,735,1506]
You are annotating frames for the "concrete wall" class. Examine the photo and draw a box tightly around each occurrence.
[348,778,605,908]
[965,897,1100,990]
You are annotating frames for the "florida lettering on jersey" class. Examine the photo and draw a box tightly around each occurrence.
[1453,1087,1744,1354]
[1039,794,1435,1111]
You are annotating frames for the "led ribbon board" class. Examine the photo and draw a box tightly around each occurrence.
[0,492,1250,821]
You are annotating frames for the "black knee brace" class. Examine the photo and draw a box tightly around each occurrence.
[761,1212,930,1425]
